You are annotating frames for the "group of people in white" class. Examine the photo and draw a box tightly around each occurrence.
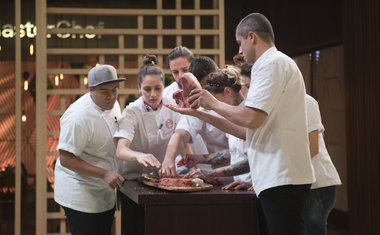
[54,12,341,235]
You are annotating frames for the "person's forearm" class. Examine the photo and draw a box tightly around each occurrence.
[193,110,246,140]
[204,149,231,166]
[116,138,144,162]
[181,143,194,157]
[212,101,267,130]
[117,146,145,162]
[59,150,107,179]
[308,130,319,158]
[164,131,190,164]
[214,159,250,177]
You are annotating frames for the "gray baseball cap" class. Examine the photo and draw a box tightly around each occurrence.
[88,64,126,87]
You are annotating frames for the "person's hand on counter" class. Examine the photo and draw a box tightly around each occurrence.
[222,180,253,191]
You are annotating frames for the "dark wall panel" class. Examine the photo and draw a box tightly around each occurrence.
[343,0,380,234]
[225,0,342,60]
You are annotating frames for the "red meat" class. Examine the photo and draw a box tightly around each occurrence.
[159,178,195,187]
[172,73,202,108]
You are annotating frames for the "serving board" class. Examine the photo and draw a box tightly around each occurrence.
[140,173,213,192]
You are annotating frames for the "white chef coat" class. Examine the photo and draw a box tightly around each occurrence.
[226,101,251,182]
[54,93,121,213]
[226,133,251,182]
[162,81,180,101]
[176,109,229,154]
[245,47,315,196]
[306,95,341,189]
[114,96,182,179]
[163,81,208,154]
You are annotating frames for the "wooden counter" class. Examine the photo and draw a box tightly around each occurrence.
[118,180,259,235]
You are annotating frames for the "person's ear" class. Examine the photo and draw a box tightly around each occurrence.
[249,32,255,42]
[224,87,232,96]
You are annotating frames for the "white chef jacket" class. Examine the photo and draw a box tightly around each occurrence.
[163,81,208,154]
[306,95,341,189]
[54,93,121,213]
[114,97,182,179]
[245,47,315,196]
[176,109,229,154]
[226,133,251,182]
[226,101,251,182]
[162,81,180,101]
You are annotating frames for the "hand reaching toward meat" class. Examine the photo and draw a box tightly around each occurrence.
[159,158,178,178]
[177,154,206,169]
[184,168,217,182]
[136,153,161,168]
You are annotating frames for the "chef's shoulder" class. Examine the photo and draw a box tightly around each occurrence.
[60,94,96,124]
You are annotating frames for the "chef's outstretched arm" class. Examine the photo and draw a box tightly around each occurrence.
[177,149,231,169]
[185,159,250,181]
[116,138,161,168]
[189,89,267,129]
[59,149,125,189]
[165,103,246,140]
[160,129,192,178]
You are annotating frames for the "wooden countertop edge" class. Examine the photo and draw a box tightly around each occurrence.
[119,180,256,205]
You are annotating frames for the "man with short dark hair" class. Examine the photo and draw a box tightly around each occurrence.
[188,13,315,235]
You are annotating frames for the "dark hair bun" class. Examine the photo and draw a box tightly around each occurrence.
[143,55,158,66]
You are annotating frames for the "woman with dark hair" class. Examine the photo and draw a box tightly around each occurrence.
[114,55,191,179]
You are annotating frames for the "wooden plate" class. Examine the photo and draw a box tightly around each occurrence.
[140,173,213,192]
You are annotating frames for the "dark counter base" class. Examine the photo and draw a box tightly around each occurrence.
[119,180,259,235]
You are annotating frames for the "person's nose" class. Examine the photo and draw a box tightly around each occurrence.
[179,71,186,78]
[151,89,157,97]
[238,47,243,55]
[107,92,115,99]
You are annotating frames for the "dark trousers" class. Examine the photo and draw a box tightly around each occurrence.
[63,206,115,235]
[303,186,337,235]
[258,184,311,235]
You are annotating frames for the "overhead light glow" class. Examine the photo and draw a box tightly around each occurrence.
[29,42,34,55]
[84,76,88,85]
[55,75,59,86]
[24,81,29,91]
[21,115,27,122]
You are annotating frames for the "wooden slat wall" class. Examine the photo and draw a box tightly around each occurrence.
[343,0,380,234]
[14,0,22,234]
[35,0,225,234]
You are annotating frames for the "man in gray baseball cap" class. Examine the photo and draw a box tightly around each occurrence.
[88,64,126,87]
[55,63,125,235]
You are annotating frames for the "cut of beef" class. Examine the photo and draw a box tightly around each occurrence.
[173,89,187,107]
[172,73,202,108]
[158,177,204,187]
